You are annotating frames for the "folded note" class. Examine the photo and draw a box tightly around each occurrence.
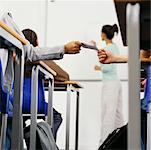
[81,43,98,51]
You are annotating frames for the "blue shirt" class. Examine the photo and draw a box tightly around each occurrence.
[145,65,151,112]
[101,43,119,81]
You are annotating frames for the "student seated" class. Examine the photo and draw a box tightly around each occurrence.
[3,27,82,149]
[22,28,63,142]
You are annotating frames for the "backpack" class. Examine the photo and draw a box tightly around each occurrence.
[24,122,58,150]
[98,124,127,150]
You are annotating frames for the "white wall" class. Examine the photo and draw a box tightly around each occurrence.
[0,0,46,46]
[46,0,127,80]
[45,1,128,150]
[0,1,128,150]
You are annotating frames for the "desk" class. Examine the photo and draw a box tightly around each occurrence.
[45,81,83,150]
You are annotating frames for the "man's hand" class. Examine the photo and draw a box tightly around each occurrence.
[98,50,128,63]
[64,41,82,54]
[98,49,113,64]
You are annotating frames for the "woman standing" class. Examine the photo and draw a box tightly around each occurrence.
[95,24,124,144]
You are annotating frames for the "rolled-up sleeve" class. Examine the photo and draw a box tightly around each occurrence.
[24,43,65,61]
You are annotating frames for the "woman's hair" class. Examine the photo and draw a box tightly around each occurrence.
[22,28,38,47]
[102,24,119,40]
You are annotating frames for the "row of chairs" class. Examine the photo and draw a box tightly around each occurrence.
[0,50,55,150]
[0,13,82,150]
[0,13,59,150]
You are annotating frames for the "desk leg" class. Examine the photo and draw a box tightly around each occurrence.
[0,114,7,150]
[75,90,79,150]
[147,110,151,150]
[65,84,71,150]
[11,53,24,150]
[47,79,54,127]
[30,67,38,150]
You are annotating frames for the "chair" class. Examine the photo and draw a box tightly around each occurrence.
[0,60,56,150]
[0,59,14,149]
[22,61,56,150]
[0,16,26,149]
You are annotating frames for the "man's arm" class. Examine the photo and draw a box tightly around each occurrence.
[24,41,82,62]
[112,55,128,63]
[98,49,151,64]
[98,49,128,64]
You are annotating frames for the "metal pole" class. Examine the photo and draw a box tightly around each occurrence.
[44,0,48,46]
[75,90,80,150]
[47,78,54,127]
[30,66,38,150]
[127,3,141,150]
[11,52,24,150]
[65,84,72,150]
[0,114,7,150]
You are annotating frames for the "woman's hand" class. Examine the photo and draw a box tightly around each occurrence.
[94,65,102,71]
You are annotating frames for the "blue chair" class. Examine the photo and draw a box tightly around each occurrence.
[22,64,55,150]
[145,66,151,113]
[0,60,54,150]
[0,59,13,149]
[0,60,13,116]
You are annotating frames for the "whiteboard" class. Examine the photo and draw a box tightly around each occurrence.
[46,1,128,80]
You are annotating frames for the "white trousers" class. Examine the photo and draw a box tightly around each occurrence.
[100,80,124,144]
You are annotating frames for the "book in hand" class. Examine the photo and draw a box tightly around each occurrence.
[81,42,98,51]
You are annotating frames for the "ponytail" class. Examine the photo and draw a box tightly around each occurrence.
[112,24,119,34]
[102,24,119,40]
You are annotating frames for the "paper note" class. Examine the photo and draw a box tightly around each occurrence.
[81,42,98,51]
